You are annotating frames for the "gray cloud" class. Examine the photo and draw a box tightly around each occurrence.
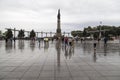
[0,0,120,32]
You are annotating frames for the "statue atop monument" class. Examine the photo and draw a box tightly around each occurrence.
[57,9,60,19]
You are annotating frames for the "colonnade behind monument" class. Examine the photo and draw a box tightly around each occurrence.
[5,28,71,39]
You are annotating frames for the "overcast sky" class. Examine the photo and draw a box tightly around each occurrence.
[0,0,120,32]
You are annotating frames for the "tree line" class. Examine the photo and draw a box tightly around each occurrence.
[71,25,120,39]
[0,25,120,40]
[3,29,36,40]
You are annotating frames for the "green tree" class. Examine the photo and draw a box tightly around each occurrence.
[5,29,13,39]
[71,31,78,37]
[71,25,120,39]
[87,26,92,30]
[30,30,36,38]
[82,28,90,37]
[116,27,120,36]
[0,30,2,38]
[0,31,3,37]
[0,30,2,35]
[3,31,7,37]
[71,30,83,37]
[18,29,25,39]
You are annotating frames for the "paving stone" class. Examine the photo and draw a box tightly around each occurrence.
[0,40,120,80]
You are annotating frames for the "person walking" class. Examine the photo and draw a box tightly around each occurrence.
[69,38,72,46]
[93,39,97,50]
[104,37,108,46]
[64,36,68,47]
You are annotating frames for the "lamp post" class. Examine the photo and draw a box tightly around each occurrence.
[99,21,102,40]
[14,28,16,38]
[41,31,43,38]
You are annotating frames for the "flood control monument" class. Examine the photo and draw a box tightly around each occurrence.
[56,9,62,38]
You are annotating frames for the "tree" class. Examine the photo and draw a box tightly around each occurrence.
[71,30,83,37]
[76,31,83,37]
[0,30,2,35]
[5,29,13,39]
[87,26,92,30]
[30,30,36,38]
[18,29,25,39]
[0,30,2,38]
[71,25,120,39]
[0,30,2,39]
[82,28,90,37]
[3,31,7,37]
[116,27,120,36]
[71,31,78,37]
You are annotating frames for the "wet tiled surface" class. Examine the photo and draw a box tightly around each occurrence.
[0,40,120,80]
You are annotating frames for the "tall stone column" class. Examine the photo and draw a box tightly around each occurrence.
[56,9,61,38]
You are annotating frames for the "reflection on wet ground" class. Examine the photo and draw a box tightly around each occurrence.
[0,40,120,80]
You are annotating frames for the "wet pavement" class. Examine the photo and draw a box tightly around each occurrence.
[0,40,120,80]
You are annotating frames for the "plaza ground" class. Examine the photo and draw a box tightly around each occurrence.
[0,40,120,80]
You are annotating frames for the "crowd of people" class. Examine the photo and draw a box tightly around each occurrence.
[61,36,74,47]
[4,35,109,51]
[93,37,108,50]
